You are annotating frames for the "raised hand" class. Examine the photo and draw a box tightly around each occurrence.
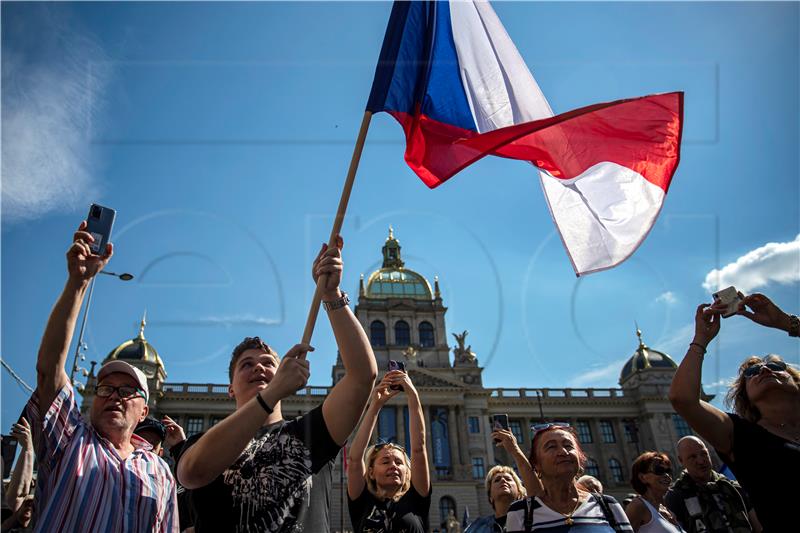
[385,369,417,395]
[67,221,112,282]
[372,376,400,407]
[10,417,33,452]
[492,427,520,452]
[737,292,793,332]
[693,303,722,347]
[312,235,344,301]
[269,344,312,399]
[161,415,187,448]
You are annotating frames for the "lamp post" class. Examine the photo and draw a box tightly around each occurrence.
[69,270,134,389]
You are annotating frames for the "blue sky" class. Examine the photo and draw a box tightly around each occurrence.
[2,1,798,429]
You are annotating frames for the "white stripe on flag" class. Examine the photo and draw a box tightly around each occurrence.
[539,162,666,275]
[449,0,553,133]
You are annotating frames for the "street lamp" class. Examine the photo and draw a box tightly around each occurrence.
[69,270,135,389]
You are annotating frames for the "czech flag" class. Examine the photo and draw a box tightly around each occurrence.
[367,0,683,276]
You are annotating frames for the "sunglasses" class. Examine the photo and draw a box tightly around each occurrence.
[95,384,146,400]
[530,422,571,437]
[649,464,672,476]
[743,360,787,379]
[374,440,406,453]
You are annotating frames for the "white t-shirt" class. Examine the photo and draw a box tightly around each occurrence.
[505,494,633,532]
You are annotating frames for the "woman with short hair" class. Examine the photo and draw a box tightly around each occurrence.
[624,452,684,532]
[505,424,631,532]
[346,370,430,533]
[669,293,800,532]
[466,465,527,532]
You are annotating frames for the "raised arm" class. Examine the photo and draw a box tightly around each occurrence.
[492,428,542,497]
[347,377,399,499]
[737,292,797,335]
[36,222,112,409]
[177,344,311,489]
[668,303,733,456]
[388,371,430,497]
[316,237,378,445]
[5,418,34,512]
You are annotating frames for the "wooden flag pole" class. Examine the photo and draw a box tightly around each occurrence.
[301,111,373,345]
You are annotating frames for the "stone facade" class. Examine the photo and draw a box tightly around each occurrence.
[81,229,701,533]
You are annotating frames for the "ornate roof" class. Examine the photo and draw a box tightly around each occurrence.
[619,326,677,384]
[364,227,433,300]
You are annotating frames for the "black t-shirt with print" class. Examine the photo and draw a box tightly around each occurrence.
[348,484,431,533]
[180,405,340,533]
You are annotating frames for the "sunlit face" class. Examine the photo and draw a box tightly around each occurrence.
[229,348,279,406]
[678,439,712,482]
[369,447,408,490]
[639,460,672,493]
[90,373,148,438]
[535,429,581,478]
[490,472,519,504]
[744,358,796,402]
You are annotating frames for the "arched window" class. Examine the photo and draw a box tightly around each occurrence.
[585,458,600,478]
[609,458,624,483]
[370,320,386,346]
[439,496,457,528]
[418,321,435,347]
[394,320,410,346]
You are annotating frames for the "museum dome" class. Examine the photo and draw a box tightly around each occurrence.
[364,227,433,301]
[103,313,166,378]
[619,327,677,385]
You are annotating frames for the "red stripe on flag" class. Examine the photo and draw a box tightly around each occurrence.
[389,92,683,192]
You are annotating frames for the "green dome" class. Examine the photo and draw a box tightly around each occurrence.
[363,227,433,301]
[366,268,433,300]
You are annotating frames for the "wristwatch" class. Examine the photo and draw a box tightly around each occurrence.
[323,291,350,311]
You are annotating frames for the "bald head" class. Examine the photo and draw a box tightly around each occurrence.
[677,436,712,482]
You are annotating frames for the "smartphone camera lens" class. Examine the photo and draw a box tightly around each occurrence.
[90,206,101,219]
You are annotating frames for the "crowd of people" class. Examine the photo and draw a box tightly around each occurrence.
[1,221,798,532]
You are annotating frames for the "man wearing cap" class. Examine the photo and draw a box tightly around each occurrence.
[26,221,178,532]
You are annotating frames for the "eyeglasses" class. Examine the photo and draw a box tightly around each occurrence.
[530,422,571,437]
[649,464,672,476]
[95,385,146,400]
[743,360,787,379]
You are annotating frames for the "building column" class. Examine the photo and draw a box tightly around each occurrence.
[448,405,462,472]
[396,405,406,447]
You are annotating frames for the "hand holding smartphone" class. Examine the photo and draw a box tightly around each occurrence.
[492,414,509,443]
[712,286,743,318]
[387,360,406,391]
[85,203,116,256]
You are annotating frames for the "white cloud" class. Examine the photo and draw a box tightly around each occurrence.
[2,9,110,223]
[568,358,629,387]
[655,291,677,305]
[702,235,800,293]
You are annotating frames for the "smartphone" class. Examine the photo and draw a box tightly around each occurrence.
[387,360,406,390]
[85,203,116,255]
[492,414,510,443]
[712,286,742,318]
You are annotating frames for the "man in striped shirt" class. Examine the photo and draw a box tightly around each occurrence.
[27,220,178,532]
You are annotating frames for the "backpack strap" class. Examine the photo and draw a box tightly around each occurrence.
[595,494,623,533]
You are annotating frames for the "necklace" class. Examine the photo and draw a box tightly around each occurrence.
[763,420,800,442]
[563,497,583,526]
